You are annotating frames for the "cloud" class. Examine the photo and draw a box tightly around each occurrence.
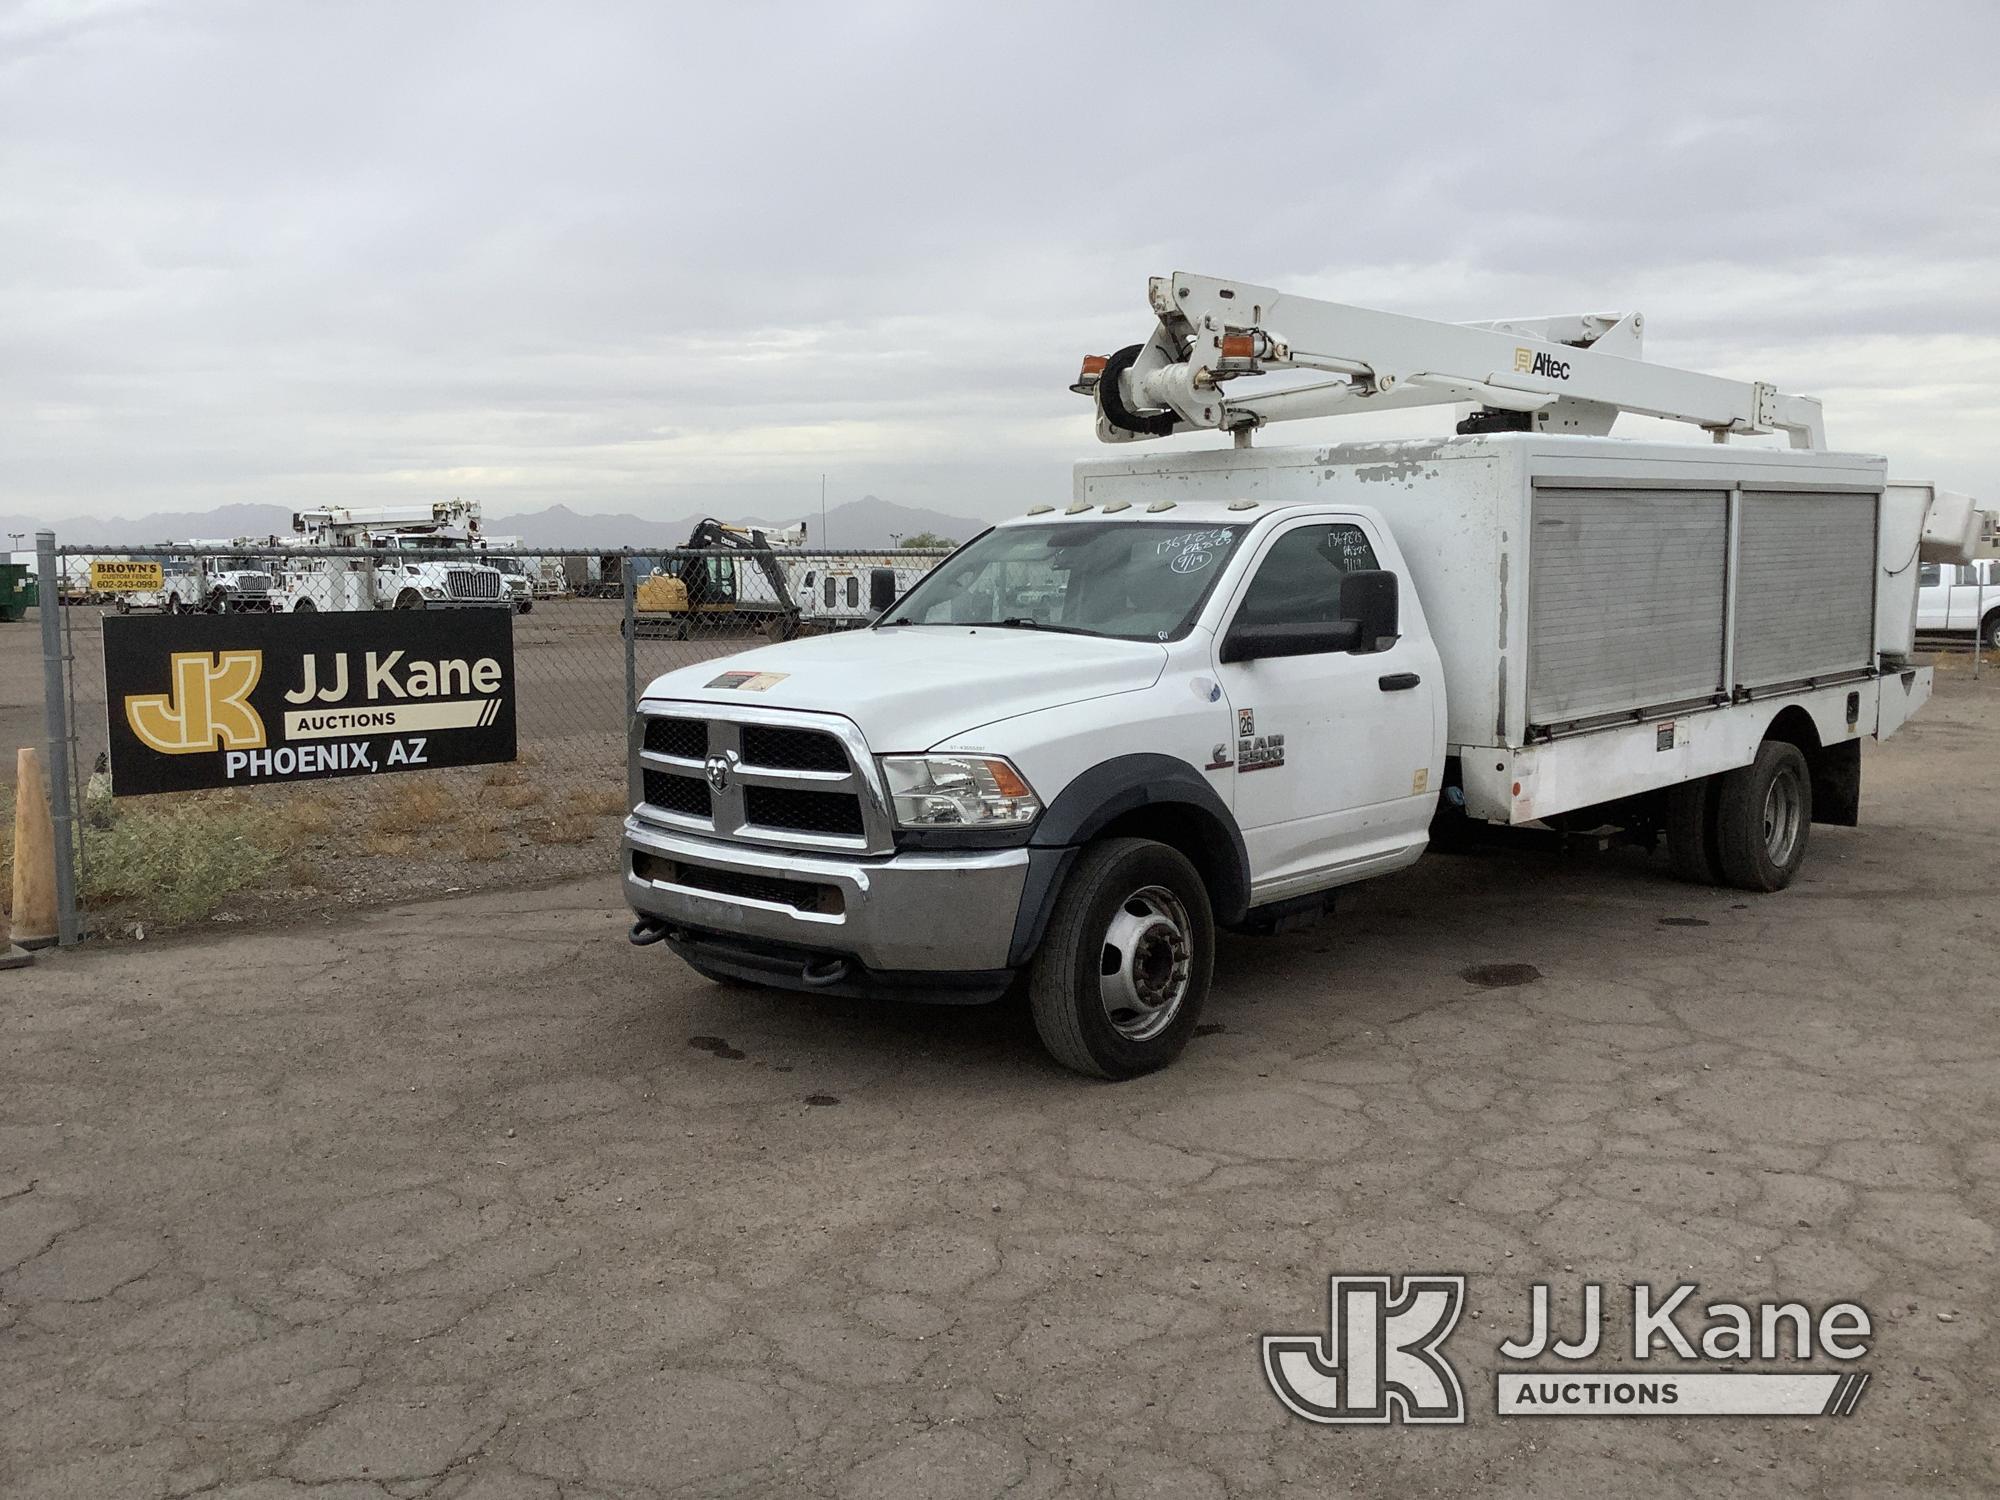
[3,0,1997,525]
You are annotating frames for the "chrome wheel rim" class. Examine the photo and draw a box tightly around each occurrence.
[1098,884,1193,1042]
[1763,770,1803,866]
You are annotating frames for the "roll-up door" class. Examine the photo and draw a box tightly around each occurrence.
[1732,491,1876,689]
[1528,488,1728,726]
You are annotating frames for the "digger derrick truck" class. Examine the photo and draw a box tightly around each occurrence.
[272,501,508,612]
[620,272,1984,1079]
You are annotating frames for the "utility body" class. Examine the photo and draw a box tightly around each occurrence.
[622,273,1986,1077]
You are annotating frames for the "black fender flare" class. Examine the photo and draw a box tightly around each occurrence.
[1006,753,1250,966]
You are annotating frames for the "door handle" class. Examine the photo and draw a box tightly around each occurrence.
[1378,672,1421,691]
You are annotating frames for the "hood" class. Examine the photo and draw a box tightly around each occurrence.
[641,626,1168,751]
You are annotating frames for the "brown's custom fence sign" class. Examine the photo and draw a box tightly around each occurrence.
[90,559,165,592]
[103,610,516,795]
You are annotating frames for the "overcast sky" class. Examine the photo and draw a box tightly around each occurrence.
[4,0,1997,528]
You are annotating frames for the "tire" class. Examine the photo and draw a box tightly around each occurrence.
[394,590,423,610]
[293,598,317,613]
[1028,838,1213,1079]
[517,599,533,615]
[1663,776,1723,885]
[1984,611,2000,654]
[1714,740,1812,893]
[166,596,182,615]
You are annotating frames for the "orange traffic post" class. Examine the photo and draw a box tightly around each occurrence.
[9,746,57,953]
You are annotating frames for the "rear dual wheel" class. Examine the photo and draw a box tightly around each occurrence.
[1029,838,1213,1079]
[1666,740,1811,893]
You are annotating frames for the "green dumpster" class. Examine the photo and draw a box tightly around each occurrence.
[0,563,34,622]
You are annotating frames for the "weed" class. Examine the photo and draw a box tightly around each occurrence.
[498,784,545,810]
[360,832,415,858]
[563,785,631,817]
[287,793,339,837]
[460,828,506,862]
[372,777,457,833]
[529,814,596,845]
[79,793,293,924]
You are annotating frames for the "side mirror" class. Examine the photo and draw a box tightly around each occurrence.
[1339,569,1399,653]
[1219,619,1362,663]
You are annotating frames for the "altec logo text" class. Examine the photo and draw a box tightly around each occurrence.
[1263,1276,1872,1424]
[1514,346,1572,380]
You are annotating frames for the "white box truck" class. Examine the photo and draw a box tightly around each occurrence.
[621,273,1980,1078]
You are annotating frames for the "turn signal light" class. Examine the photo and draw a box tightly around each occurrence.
[1070,354,1108,395]
[1220,333,1257,359]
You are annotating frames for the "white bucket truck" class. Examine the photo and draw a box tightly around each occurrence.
[272,502,507,612]
[120,540,280,613]
[622,273,1977,1078]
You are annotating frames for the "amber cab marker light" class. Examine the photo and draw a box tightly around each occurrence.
[987,761,1034,800]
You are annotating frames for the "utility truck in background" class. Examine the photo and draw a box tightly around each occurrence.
[621,272,1987,1079]
[271,501,508,612]
[475,535,538,613]
[119,541,280,613]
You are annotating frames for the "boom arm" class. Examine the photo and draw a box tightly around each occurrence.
[1077,273,1825,450]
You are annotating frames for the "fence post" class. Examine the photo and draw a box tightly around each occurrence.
[622,553,640,808]
[33,532,81,946]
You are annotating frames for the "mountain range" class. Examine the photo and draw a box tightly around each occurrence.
[2,495,986,552]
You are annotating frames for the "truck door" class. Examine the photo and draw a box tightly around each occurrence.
[1211,518,1439,895]
[1915,564,1945,630]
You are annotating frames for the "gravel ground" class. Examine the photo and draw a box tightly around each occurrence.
[1,660,1996,1498]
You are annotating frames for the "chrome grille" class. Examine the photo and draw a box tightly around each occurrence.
[643,769,711,819]
[739,725,846,772]
[645,717,707,759]
[744,784,866,836]
[633,706,887,853]
[447,568,503,599]
[229,573,273,594]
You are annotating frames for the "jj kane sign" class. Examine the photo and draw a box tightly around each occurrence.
[104,610,515,795]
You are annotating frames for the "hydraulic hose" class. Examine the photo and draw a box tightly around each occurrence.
[1096,344,1180,438]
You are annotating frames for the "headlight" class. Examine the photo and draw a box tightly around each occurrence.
[880,755,1041,828]
[420,585,445,598]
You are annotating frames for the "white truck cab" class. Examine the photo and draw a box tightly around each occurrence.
[1916,559,1999,649]
[622,273,1983,1078]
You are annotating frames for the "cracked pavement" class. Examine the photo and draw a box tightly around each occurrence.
[3,665,1997,1498]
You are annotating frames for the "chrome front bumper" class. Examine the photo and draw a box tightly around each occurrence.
[622,815,1029,972]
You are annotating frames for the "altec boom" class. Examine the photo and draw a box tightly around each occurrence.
[1072,271,1826,449]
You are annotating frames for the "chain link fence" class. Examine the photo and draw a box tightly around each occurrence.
[20,539,948,940]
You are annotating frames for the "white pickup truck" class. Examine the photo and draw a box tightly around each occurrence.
[1916,559,1999,649]
[621,275,1976,1077]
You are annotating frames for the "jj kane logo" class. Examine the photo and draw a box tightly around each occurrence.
[1264,1275,1873,1425]
[126,650,267,755]
[1263,1276,1468,1424]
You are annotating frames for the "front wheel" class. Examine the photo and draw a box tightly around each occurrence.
[394,590,423,610]
[1714,740,1812,892]
[1029,837,1213,1079]
[1984,611,2000,653]
[292,598,317,613]
[516,599,532,615]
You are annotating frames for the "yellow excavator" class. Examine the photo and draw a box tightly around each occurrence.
[630,517,806,639]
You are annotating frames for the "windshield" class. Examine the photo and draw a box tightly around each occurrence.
[883,521,1248,641]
